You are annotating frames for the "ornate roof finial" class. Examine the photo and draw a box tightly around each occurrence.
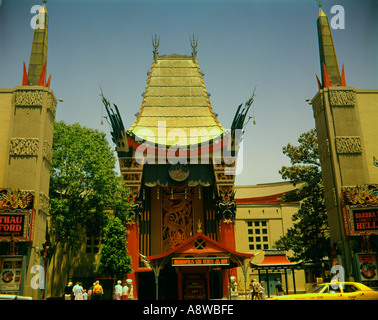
[152,34,160,53]
[190,34,198,55]
[317,0,322,8]
[152,34,160,62]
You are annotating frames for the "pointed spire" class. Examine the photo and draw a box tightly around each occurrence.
[38,61,47,86]
[322,62,333,87]
[315,74,322,90]
[316,7,341,87]
[46,73,52,88]
[22,61,28,86]
[27,1,49,86]
[340,63,346,86]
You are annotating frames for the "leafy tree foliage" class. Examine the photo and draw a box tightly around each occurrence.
[275,129,330,263]
[49,121,131,255]
[95,217,132,279]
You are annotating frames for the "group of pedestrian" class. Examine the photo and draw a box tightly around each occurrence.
[64,280,104,300]
[249,278,285,300]
[249,279,266,300]
[114,279,134,300]
[63,279,134,300]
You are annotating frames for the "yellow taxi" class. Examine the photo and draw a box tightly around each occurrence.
[268,282,378,300]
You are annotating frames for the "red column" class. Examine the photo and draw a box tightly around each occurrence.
[125,220,139,299]
[177,270,183,300]
[219,217,236,250]
[219,217,238,298]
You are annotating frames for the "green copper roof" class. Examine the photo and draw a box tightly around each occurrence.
[316,9,341,86]
[28,4,48,85]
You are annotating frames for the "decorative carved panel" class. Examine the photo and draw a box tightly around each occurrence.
[161,186,192,252]
[335,136,362,154]
[39,192,50,213]
[10,138,39,156]
[0,188,35,210]
[341,184,378,205]
[43,140,53,164]
[47,92,57,117]
[14,90,44,107]
[312,93,324,118]
[329,89,356,108]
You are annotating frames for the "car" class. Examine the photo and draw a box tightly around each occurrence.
[268,282,378,300]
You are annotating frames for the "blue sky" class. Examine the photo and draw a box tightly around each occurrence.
[1,0,377,186]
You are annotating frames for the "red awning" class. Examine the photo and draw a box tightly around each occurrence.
[250,252,302,269]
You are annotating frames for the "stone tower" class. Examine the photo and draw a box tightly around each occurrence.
[0,1,57,299]
[311,6,378,281]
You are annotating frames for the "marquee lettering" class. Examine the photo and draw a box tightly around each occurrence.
[0,215,25,236]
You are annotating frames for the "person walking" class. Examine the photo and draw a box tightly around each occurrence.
[251,279,260,300]
[114,280,123,300]
[64,281,73,300]
[126,279,134,300]
[275,278,285,296]
[92,280,104,300]
[259,281,266,300]
[73,282,84,300]
[122,281,129,300]
[87,283,95,300]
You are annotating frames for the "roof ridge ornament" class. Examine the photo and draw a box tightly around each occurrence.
[152,34,160,62]
[190,35,198,54]
[190,34,198,62]
[317,0,322,8]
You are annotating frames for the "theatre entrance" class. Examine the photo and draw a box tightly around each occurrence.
[180,269,223,300]
[140,233,254,300]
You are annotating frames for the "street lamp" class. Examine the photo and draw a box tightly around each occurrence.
[139,253,169,300]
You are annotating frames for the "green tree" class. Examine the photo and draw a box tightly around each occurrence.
[275,129,330,263]
[49,121,131,256]
[95,217,132,281]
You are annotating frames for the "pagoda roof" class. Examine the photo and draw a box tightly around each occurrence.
[128,54,224,147]
[144,233,255,269]
[250,250,302,269]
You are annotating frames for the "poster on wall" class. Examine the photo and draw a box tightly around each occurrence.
[0,257,23,292]
[355,253,378,282]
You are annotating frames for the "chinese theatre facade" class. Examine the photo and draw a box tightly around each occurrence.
[0,2,57,299]
[311,7,378,284]
[103,36,254,299]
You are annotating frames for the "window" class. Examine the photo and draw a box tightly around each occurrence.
[195,239,206,250]
[247,220,269,251]
[86,234,100,254]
